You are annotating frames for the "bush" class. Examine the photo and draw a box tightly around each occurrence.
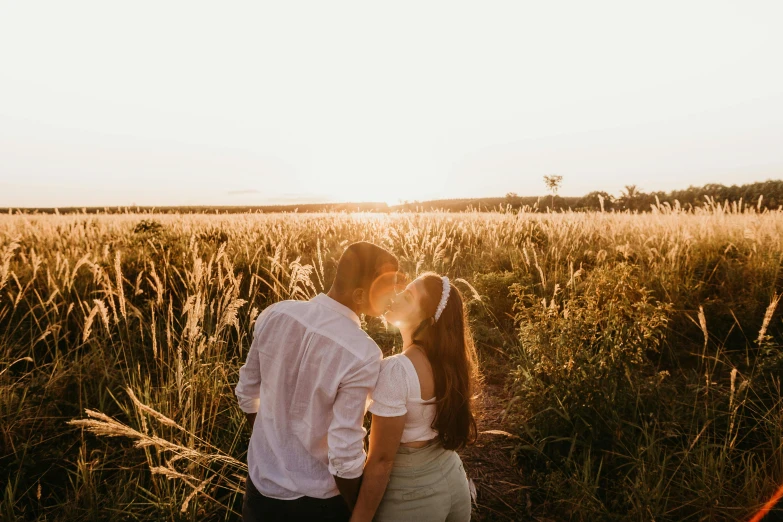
[133,219,164,235]
[508,261,783,520]
[509,264,673,516]
[511,264,671,453]
[471,270,529,332]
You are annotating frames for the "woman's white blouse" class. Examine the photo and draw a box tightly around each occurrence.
[368,353,438,443]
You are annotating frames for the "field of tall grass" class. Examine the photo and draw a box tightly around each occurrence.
[1,203,782,520]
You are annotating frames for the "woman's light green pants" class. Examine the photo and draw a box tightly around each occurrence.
[374,442,472,522]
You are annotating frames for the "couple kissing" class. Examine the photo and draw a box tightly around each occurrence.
[236,242,479,521]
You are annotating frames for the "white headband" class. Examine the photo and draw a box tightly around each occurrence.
[434,276,450,322]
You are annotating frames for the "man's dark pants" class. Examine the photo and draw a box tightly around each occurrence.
[242,476,351,522]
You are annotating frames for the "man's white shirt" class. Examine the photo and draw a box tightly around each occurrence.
[235,293,382,499]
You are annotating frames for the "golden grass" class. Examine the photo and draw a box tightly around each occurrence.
[0,204,781,520]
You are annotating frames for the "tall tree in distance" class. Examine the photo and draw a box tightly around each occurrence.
[543,175,563,210]
[620,184,640,211]
[621,185,639,199]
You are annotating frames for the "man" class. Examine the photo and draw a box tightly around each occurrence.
[236,242,399,521]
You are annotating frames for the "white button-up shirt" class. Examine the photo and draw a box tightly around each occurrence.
[235,293,382,500]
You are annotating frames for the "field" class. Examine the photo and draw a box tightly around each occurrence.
[1,205,782,521]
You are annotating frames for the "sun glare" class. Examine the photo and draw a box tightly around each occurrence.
[323,180,434,207]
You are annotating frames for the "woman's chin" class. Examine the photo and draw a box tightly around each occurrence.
[384,313,404,328]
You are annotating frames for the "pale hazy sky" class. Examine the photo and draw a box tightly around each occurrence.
[1,1,782,207]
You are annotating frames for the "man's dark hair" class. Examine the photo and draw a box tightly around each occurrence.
[332,242,397,294]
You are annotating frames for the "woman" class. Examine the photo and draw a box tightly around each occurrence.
[350,272,480,522]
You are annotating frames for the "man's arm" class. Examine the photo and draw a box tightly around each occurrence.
[334,475,363,512]
[236,310,271,433]
[327,353,381,510]
[236,346,261,430]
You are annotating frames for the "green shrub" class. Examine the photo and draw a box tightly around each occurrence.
[509,264,674,517]
[470,270,529,332]
[511,264,671,455]
[133,219,164,235]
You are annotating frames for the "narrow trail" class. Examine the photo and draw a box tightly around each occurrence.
[459,381,528,521]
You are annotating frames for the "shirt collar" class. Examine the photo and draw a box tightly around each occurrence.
[312,293,362,327]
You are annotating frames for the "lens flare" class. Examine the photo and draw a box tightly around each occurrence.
[367,269,405,316]
[748,483,783,522]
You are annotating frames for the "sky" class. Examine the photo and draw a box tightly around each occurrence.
[1,1,782,207]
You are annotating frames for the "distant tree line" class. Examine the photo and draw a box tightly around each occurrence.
[569,180,783,212]
[4,180,782,214]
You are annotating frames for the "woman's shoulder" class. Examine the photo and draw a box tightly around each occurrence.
[382,351,407,362]
[378,353,409,382]
[380,352,407,370]
[401,345,435,401]
[401,345,432,375]
[369,354,410,415]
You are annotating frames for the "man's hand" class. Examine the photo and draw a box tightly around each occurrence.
[334,475,363,512]
[245,412,257,434]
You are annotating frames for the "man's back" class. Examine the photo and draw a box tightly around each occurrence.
[235,293,382,500]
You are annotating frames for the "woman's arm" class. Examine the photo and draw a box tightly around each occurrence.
[349,414,406,522]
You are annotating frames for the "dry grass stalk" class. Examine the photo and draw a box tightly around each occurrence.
[125,387,183,430]
[756,293,780,345]
[698,305,708,351]
[69,407,245,468]
[180,475,214,513]
[150,465,195,482]
[68,409,142,440]
[150,464,216,513]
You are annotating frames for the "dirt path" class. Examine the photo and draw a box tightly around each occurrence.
[459,382,528,521]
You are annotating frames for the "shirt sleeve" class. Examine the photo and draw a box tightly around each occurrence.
[368,357,409,417]
[327,348,382,479]
[234,306,274,414]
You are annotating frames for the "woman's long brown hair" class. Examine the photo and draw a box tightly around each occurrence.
[411,272,480,451]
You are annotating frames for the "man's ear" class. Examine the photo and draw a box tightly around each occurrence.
[352,288,365,307]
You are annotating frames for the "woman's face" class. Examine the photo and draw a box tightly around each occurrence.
[384,277,428,328]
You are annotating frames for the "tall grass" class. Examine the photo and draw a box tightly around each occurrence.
[1,205,781,520]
